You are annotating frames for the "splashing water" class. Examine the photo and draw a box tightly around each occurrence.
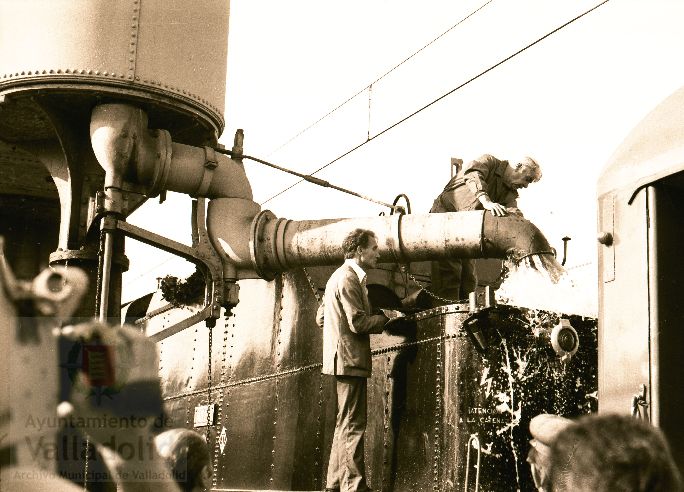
[495,254,597,318]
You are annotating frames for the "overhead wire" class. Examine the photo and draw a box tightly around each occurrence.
[127,1,610,284]
[267,0,495,156]
[119,2,497,288]
[261,0,611,205]
[213,149,405,211]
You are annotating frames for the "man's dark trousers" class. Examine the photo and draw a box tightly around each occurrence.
[326,375,370,492]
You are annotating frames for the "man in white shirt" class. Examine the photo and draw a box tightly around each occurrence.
[316,228,388,492]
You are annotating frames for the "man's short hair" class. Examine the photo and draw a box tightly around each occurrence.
[342,229,377,259]
[517,156,542,182]
[548,414,681,491]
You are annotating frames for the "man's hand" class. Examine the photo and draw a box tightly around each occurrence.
[478,195,508,216]
[380,309,404,321]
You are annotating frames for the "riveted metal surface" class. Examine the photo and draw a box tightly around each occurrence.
[211,317,228,488]
[155,310,204,397]
[0,0,229,137]
[225,278,281,381]
[277,270,324,370]
[373,312,449,492]
[440,308,597,491]
[215,380,278,490]
[269,275,285,486]
[271,373,327,490]
[154,270,596,491]
[213,312,235,488]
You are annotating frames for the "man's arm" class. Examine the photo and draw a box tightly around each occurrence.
[462,154,495,196]
[464,155,508,216]
[337,277,387,334]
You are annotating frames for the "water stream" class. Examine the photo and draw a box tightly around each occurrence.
[495,254,597,318]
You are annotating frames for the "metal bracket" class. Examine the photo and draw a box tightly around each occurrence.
[196,147,218,197]
[86,190,149,234]
[464,286,497,355]
[112,197,234,333]
[468,286,495,313]
[631,384,649,421]
[561,236,571,266]
[191,197,230,319]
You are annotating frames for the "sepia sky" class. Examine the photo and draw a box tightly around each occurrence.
[123,0,684,309]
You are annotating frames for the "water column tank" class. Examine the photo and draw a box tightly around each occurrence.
[0,0,230,145]
[0,0,230,318]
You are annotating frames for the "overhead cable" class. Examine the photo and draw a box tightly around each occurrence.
[214,149,405,212]
[262,0,611,205]
[267,0,494,156]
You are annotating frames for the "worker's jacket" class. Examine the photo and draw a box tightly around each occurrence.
[316,262,386,377]
[431,154,520,213]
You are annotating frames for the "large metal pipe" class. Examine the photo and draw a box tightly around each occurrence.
[206,200,555,280]
[90,103,254,203]
[90,103,556,286]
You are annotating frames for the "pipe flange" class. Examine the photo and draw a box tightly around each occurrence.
[249,209,277,280]
[50,249,130,271]
[147,128,173,198]
[50,249,98,263]
[194,146,218,197]
[272,217,291,272]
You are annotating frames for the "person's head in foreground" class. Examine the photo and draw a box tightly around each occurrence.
[155,428,212,492]
[528,413,681,492]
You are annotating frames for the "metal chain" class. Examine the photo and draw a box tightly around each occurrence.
[381,354,393,488]
[464,435,482,492]
[314,373,324,486]
[221,312,235,483]
[206,322,213,443]
[406,271,461,305]
[133,303,174,327]
[305,263,460,306]
[164,332,467,401]
[303,265,323,487]
[186,328,198,427]
[83,437,89,490]
[270,282,285,486]
[565,261,593,271]
[302,267,323,304]
[213,316,228,488]
[94,229,105,318]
